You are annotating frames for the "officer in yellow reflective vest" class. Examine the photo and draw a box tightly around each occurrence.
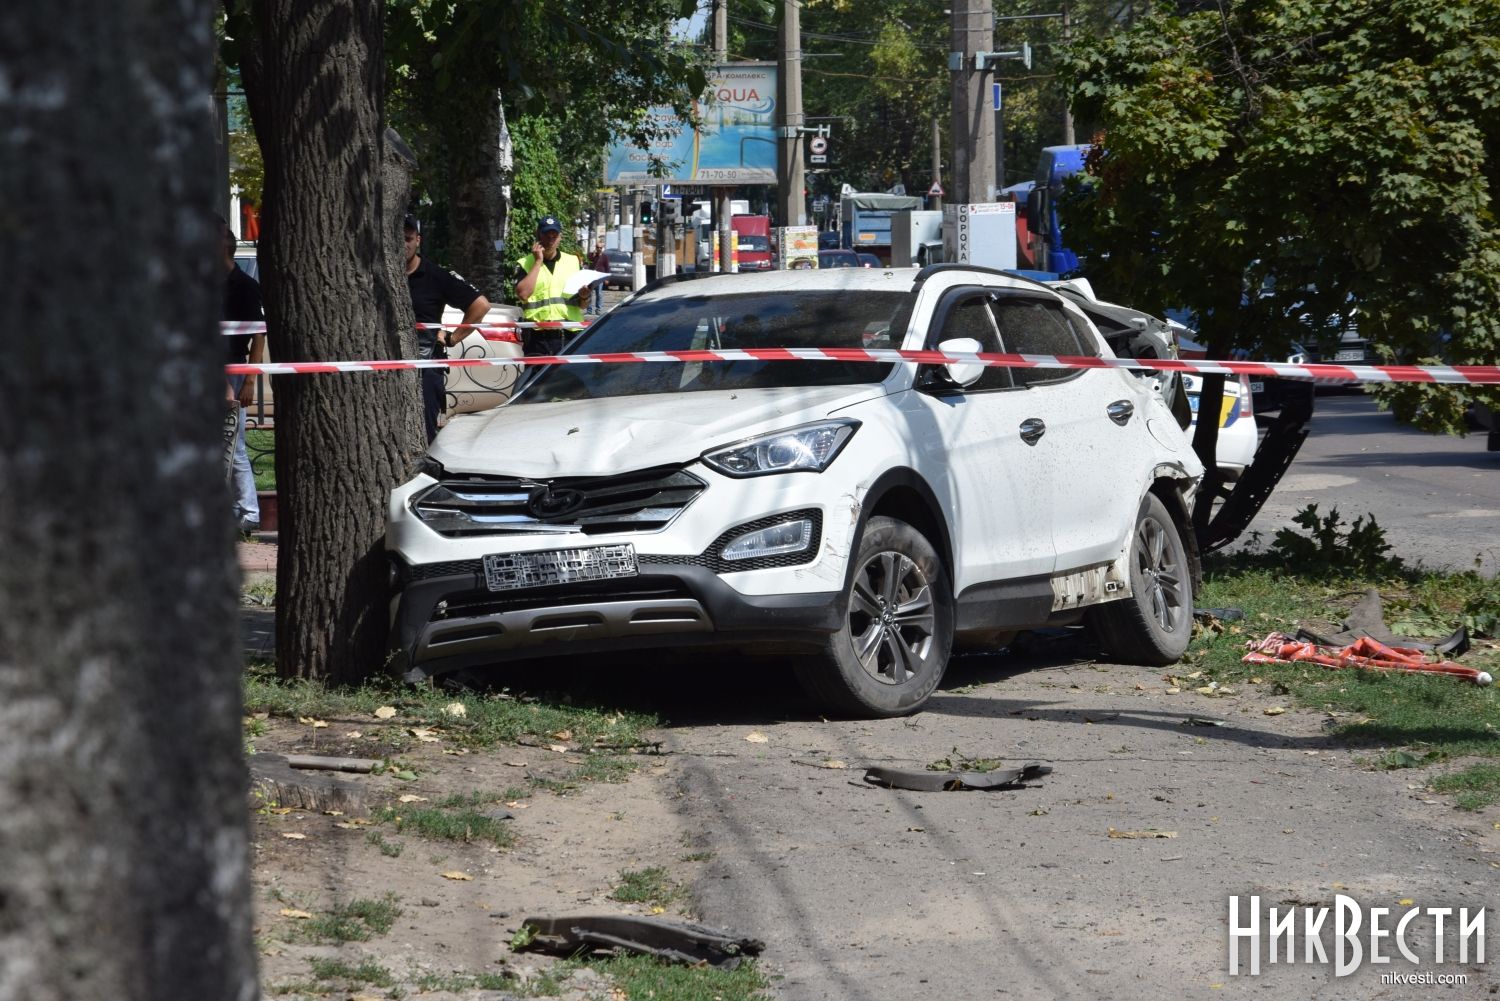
[513,215,590,356]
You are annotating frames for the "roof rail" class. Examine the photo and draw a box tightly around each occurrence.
[912,263,1059,291]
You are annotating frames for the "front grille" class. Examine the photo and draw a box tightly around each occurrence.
[413,466,705,537]
[437,578,696,620]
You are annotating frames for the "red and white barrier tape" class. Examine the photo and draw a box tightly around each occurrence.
[220,321,580,336]
[224,346,1500,385]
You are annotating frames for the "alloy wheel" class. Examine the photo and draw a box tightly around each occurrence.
[846,550,937,686]
[1136,515,1186,632]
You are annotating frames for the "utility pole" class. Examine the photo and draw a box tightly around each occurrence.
[930,119,943,211]
[713,0,734,272]
[629,190,646,290]
[1061,2,1075,145]
[950,0,995,204]
[776,0,806,226]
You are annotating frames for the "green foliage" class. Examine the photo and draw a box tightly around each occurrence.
[1059,0,1500,429]
[375,804,514,847]
[1268,504,1402,577]
[593,954,771,1001]
[509,115,575,253]
[609,866,683,908]
[1429,764,1500,810]
[287,895,402,944]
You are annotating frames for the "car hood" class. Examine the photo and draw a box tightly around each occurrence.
[430,384,890,477]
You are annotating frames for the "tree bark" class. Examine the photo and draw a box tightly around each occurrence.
[0,3,257,999]
[240,0,426,682]
[439,87,507,298]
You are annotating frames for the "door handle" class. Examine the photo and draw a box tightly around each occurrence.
[1107,399,1134,426]
[1019,418,1046,446]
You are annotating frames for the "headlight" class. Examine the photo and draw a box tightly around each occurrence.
[701,420,859,477]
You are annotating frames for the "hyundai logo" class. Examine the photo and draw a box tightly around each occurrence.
[527,485,586,519]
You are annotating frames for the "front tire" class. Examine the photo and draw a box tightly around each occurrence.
[793,516,954,718]
[1089,493,1193,665]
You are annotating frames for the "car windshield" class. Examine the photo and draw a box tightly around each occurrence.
[737,235,770,252]
[820,252,858,268]
[512,288,914,403]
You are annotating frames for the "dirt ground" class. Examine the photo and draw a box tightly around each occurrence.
[246,622,1500,1000]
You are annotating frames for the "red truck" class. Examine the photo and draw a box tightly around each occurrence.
[731,214,773,271]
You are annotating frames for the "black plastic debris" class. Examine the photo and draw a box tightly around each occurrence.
[516,915,764,968]
[1296,588,1469,656]
[862,761,1052,791]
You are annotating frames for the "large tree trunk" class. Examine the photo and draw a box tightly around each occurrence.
[439,87,507,298]
[0,3,257,999]
[240,0,426,682]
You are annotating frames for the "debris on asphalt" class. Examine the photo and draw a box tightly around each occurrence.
[1180,717,1226,727]
[862,762,1052,791]
[515,915,765,968]
[1107,828,1178,839]
[1245,633,1493,685]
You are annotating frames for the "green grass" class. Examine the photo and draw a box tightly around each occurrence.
[610,867,682,908]
[412,969,517,992]
[594,954,771,1001]
[286,895,401,944]
[365,830,404,857]
[305,958,394,989]
[375,805,513,848]
[1429,764,1500,811]
[1191,552,1500,805]
[246,428,275,491]
[241,665,658,752]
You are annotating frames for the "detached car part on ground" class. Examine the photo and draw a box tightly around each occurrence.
[386,266,1205,718]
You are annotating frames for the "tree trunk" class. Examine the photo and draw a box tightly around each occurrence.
[0,3,257,999]
[440,88,507,298]
[241,0,426,682]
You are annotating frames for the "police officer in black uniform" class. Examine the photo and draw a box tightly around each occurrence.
[404,215,491,442]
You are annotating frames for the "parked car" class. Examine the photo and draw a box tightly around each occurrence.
[818,249,861,269]
[856,252,882,269]
[603,249,633,289]
[386,266,1205,717]
[1180,373,1258,480]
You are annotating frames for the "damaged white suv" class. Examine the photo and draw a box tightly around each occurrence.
[386,266,1204,717]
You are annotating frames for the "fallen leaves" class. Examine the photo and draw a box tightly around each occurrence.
[278,908,314,920]
[1263,706,1287,716]
[374,706,397,720]
[1108,828,1177,839]
[297,716,328,728]
[409,727,440,743]
[444,702,468,718]
[281,832,308,840]
[744,731,769,744]
[398,794,428,804]
[440,871,474,881]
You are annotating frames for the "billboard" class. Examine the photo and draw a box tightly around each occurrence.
[605,63,777,185]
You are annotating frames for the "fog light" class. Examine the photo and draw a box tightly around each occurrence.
[721,518,814,562]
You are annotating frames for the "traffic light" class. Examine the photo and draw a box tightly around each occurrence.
[640,201,654,224]
[660,199,682,224]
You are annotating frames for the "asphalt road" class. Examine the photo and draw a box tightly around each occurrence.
[1236,392,1500,575]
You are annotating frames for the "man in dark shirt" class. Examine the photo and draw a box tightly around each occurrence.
[404,215,491,442]
[220,218,265,533]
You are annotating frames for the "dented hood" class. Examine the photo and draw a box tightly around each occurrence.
[430,385,888,477]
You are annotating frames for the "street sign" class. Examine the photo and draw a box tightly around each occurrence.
[809,136,828,155]
[992,82,1002,111]
[928,181,944,197]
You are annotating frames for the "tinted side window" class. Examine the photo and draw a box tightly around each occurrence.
[933,295,1012,391]
[994,298,1090,386]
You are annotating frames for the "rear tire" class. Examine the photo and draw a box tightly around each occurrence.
[1089,493,1193,666]
[793,516,954,718]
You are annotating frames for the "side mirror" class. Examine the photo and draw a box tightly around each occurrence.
[934,337,985,388]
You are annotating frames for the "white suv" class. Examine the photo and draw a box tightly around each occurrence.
[386,266,1204,717]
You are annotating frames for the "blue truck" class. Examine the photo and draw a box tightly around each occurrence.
[1023,144,1091,277]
